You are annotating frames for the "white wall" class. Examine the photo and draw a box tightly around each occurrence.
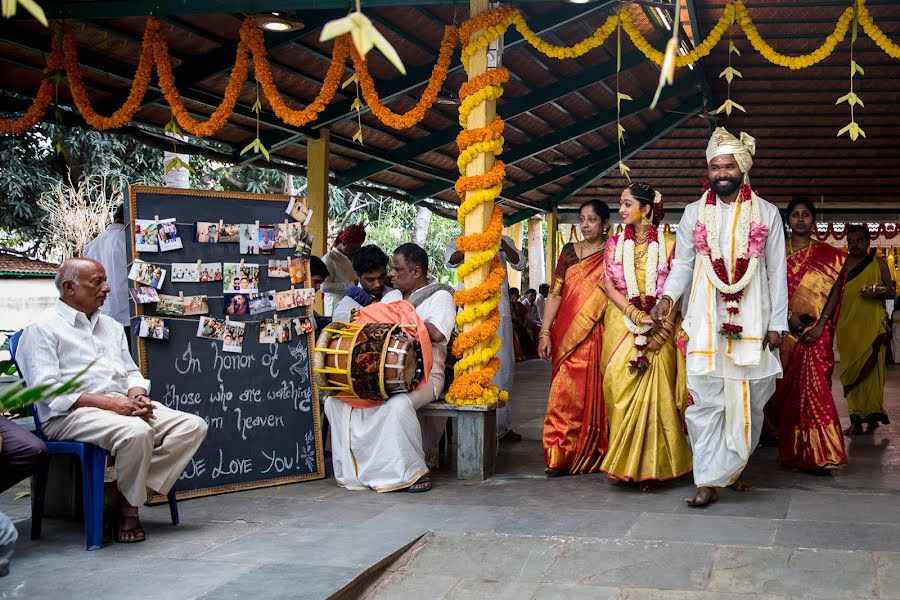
[0,278,57,331]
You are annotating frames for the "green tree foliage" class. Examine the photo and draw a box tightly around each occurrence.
[0,122,163,250]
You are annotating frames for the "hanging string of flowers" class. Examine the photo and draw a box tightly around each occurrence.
[0,31,60,134]
[446,8,511,407]
[620,3,733,68]
[837,3,865,142]
[858,0,900,60]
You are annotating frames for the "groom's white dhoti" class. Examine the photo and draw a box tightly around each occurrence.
[666,191,788,488]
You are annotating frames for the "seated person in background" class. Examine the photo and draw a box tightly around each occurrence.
[323,243,455,492]
[332,244,391,322]
[309,256,332,331]
[0,415,48,495]
[17,258,208,544]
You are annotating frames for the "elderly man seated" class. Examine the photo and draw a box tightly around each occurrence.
[324,243,455,493]
[17,258,208,543]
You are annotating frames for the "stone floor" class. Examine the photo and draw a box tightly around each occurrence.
[1,359,899,599]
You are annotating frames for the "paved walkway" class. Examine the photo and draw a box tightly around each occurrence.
[2,360,899,599]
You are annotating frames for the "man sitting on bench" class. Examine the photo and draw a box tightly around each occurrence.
[17,258,208,543]
[324,243,455,493]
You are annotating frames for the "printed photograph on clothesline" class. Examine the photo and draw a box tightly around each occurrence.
[138,316,169,340]
[128,261,167,289]
[223,321,245,353]
[249,290,276,315]
[157,218,183,252]
[275,319,291,344]
[223,262,260,294]
[182,295,209,316]
[291,317,314,336]
[224,293,251,316]
[219,223,240,243]
[275,222,303,249]
[275,288,299,311]
[240,223,259,255]
[197,316,226,340]
[156,294,186,317]
[171,262,200,283]
[128,286,159,305]
[268,259,290,278]
[295,231,313,259]
[134,220,160,252]
[285,196,313,226]
[258,225,276,255]
[194,222,220,244]
[294,287,316,307]
[199,262,223,282]
[289,257,306,285]
[259,318,277,344]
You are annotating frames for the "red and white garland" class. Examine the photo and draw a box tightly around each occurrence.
[615,223,667,373]
[692,184,769,340]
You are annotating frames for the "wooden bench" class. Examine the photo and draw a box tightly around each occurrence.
[419,400,505,480]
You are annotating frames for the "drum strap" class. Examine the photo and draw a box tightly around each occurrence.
[408,282,455,308]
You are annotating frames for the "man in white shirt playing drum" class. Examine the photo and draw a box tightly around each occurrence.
[324,243,455,493]
[18,258,208,543]
[651,127,788,508]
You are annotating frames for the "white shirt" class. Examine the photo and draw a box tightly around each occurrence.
[82,223,129,326]
[321,248,356,317]
[382,288,456,399]
[17,300,151,422]
[664,194,789,379]
[534,294,546,326]
[445,235,525,322]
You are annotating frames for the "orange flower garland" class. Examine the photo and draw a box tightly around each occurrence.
[63,23,155,130]
[351,25,457,130]
[447,5,513,406]
[0,35,60,135]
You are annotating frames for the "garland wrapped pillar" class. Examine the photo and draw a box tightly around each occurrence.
[446,1,512,405]
[308,129,330,315]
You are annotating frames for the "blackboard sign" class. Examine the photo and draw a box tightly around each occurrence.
[126,186,324,500]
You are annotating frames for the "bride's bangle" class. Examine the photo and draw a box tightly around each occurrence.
[539,330,551,339]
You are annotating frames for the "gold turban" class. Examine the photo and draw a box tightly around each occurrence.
[705,127,756,183]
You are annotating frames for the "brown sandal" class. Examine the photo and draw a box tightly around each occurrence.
[115,509,146,543]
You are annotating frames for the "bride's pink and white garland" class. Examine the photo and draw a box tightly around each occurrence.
[692,183,769,340]
[614,222,668,373]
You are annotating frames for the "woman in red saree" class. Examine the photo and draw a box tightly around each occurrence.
[765,197,847,472]
[538,200,611,475]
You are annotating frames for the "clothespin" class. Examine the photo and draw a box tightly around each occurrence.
[303,208,313,227]
[179,291,184,299]
[284,218,289,228]
[255,220,260,229]
[240,258,245,268]
[196,259,202,269]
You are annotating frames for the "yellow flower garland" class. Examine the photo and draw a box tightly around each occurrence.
[736,0,853,70]
[456,138,505,174]
[514,13,618,59]
[458,184,502,222]
[458,85,504,128]
[457,245,500,279]
[454,334,502,375]
[620,4,733,67]
[456,294,502,327]
[858,0,900,60]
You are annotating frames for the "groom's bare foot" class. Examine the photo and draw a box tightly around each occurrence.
[729,477,753,492]
[685,486,718,507]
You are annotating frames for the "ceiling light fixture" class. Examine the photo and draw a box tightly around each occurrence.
[253,14,304,32]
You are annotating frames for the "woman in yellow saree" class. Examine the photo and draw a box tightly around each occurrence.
[600,183,692,489]
[836,224,893,435]
[538,200,611,476]
[764,197,847,471]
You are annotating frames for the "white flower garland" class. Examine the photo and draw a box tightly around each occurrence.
[615,226,667,339]
[698,192,760,296]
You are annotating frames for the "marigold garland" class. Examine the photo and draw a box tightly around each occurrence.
[857,0,900,60]
[63,23,155,130]
[455,334,502,374]
[351,25,457,129]
[513,12,618,60]
[0,34,60,135]
[452,307,500,354]
[457,183,503,223]
[459,69,509,101]
[737,0,853,70]
[458,85,504,127]
[456,115,504,151]
[453,260,505,308]
[457,209,503,253]
[457,138,504,174]
[455,161,505,196]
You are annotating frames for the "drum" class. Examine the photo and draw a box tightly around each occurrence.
[314,322,423,401]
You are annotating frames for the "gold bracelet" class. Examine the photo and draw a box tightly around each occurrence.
[539,330,551,339]
[662,295,676,318]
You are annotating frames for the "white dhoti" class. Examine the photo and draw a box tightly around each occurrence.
[685,374,775,487]
[324,383,434,492]
[42,402,208,506]
[495,313,515,435]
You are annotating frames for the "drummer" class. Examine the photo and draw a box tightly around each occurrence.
[323,243,456,493]
[332,245,391,322]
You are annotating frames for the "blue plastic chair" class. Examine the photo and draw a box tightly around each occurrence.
[9,330,179,550]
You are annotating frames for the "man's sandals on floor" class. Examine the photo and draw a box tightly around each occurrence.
[407,476,432,493]
[115,507,146,543]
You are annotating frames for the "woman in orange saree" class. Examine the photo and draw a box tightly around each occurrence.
[538,200,611,475]
[765,197,847,471]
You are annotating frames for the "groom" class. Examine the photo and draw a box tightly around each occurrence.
[651,127,788,507]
